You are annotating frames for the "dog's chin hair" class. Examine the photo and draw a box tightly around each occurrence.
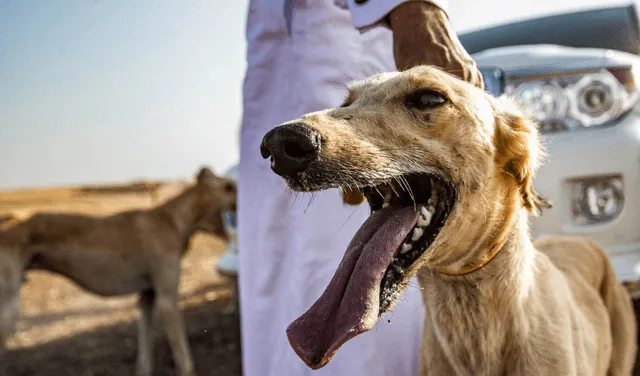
[380,250,436,314]
[380,276,413,314]
[284,168,409,193]
[283,169,367,192]
[283,177,338,192]
[284,162,451,194]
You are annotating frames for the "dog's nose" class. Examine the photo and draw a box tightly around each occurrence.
[260,122,321,177]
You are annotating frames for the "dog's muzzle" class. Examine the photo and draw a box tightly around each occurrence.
[260,122,321,177]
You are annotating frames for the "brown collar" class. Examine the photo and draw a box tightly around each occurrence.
[435,242,504,276]
[435,218,515,276]
[434,192,524,276]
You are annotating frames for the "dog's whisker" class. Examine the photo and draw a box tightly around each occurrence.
[400,176,411,192]
[407,279,423,292]
[306,192,321,213]
[400,175,417,210]
[337,207,360,233]
[290,192,300,209]
[395,177,407,192]
[390,182,400,198]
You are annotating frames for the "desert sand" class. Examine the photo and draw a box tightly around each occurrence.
[0,181,240,376]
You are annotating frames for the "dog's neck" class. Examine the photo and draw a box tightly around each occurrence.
[418,207,536,374]
[154,186,206,240]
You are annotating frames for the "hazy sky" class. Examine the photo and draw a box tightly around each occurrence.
[1,0,248,189]
[0,0,630,189]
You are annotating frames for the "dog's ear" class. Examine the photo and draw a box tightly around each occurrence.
[341,187,366,206]
[493,100,552,216]
[196,167,216,185]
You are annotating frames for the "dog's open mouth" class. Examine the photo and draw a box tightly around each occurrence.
[286,173,455,369]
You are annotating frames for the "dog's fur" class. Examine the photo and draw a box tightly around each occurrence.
[0,215,15,226]
[0,167,236,376]
[273,66,637,375]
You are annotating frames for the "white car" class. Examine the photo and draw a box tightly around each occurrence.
[463,4,640,282]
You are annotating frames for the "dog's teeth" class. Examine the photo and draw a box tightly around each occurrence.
[417,211,431,227]
[419,206,433,225]
[400,243,412,254]
[428,197,437,206]
[382,190,392,208]
[427,205,435,214]
[411,228,423,241]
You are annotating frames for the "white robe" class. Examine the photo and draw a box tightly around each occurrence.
[238,1,445,375]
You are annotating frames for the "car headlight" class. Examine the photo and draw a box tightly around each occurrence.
[505,66,640,133]
[570,175,624,225]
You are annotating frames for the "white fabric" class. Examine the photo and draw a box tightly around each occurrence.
[345,0,449,31]
[215,245,238,276]
[238,1,425,376]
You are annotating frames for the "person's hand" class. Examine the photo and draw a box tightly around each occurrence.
[389,2,484,89]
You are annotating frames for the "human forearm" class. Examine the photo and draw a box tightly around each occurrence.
[389,2,483,88]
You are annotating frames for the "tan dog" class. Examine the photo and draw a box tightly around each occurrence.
[0,167,236,376]
[259,66,637,375]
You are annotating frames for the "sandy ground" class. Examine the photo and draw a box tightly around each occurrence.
[0,182,241,376]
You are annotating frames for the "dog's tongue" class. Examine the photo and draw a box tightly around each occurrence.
[286,206,419,369]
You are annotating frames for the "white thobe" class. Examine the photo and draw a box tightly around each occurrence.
[238,1,446,375]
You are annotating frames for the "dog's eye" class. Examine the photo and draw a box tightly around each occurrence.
[223,182,235,194]
[405,90,447,109]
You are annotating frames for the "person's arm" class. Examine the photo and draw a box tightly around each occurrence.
[389,2,483,87]
[344,0,483,88]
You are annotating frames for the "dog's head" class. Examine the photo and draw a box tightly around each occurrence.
[192,167,237,239]
[260,66,549,369]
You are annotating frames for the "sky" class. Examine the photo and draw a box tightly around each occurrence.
[0,0,248,189]
[0,0,631,189]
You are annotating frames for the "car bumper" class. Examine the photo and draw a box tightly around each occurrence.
[530,111,640,281]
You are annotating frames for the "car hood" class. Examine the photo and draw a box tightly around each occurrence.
[473,44,639,77]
